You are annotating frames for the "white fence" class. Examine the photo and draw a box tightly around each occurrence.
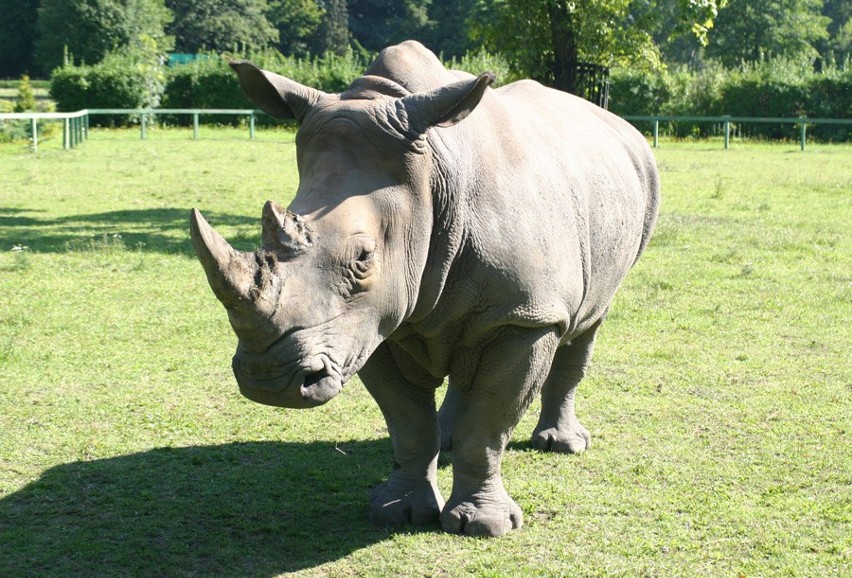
[0,109,89,152]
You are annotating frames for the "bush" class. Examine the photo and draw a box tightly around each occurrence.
[51,46,166,126]
[13,75,37,112]
[610,59,851,142]
[161,49,370,126]
[160,57,246,126]
[445,50,519,86]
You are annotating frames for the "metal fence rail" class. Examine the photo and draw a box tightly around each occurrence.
[0,109,89,151]
[3,109,850,152]
[622,115,852,150]
[87,108,259,140]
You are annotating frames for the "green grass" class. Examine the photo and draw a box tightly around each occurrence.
[0,131,849,577]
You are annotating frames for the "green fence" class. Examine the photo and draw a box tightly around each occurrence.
[87,109,260,140]
[3,109,851,152]
[622,115,852,150]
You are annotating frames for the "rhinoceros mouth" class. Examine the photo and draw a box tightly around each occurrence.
[299,370,342,404]
[231,353,345,408]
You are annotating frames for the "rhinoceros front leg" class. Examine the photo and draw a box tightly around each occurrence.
[531,319,602,454]
[359,341,445,527]
[442,326,560,537]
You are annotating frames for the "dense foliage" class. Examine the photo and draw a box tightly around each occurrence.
[7,0,851,141]
[165,0,279,53]
[51,42,167,125]
[609,60,851,140]
[5,1,845,78]
[35,0,173,74]
[0,0,40,77]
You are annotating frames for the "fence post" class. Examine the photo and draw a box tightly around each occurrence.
[723,116,731,150]
[250,111,255,140]
[193,112,199,140]
[141,114,147,140]
[63,117,70,149]
[799,117,807,151]
[653,119,659,148]
[30,118,38,152]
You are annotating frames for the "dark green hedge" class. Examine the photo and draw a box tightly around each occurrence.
[51,51,166,126]
[609,61,851,141]
[51,50,850,140]
[52,50,373,127]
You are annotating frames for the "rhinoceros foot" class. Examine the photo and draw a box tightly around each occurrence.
[440,490,523,537]
[531,421,591,454]
[369,475,444,527]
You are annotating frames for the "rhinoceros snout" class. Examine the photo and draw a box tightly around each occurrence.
[231,352,342,409]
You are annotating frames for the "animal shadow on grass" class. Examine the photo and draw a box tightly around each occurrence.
[0,440,413,577]
[0,207,259,255]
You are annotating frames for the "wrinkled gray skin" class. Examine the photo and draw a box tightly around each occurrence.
[190,41,659,537]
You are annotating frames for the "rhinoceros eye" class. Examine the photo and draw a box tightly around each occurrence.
[350,239,375,280]
[356,248,372,263]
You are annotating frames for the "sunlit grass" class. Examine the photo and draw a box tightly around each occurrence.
[1,131,849,576]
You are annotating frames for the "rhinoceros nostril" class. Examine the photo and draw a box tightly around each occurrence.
[303,371,326,387]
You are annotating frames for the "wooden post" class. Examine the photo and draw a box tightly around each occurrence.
[799,117,807,151]
[141,114,147,140]
[653,119,659,148]
[31,118,38,152]
[250,111,255,140]
[193,112,199,140]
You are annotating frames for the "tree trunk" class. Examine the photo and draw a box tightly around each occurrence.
[546,0,578,93]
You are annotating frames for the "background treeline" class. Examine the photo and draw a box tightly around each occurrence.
[0,0,849,139]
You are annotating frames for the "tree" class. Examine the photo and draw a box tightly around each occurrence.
[471,0,725,93]
[310,0,350,54]
[421,0,479,58]
[166,0,278,53]
[820,0,852,65]
[0,0,40,78]
[267,0,325,56]
[347,0,432,52]
[36,0,173,73]
[705,0,831,67]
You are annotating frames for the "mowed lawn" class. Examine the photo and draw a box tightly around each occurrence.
[0,129,849,577]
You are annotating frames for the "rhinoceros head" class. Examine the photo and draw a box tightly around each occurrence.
[190,58,492,408]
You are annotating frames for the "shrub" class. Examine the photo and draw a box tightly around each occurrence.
[13,75,37,112]
[161,49,370,126]
[610,58,850,142]
[51,44,166,126]
[160,57,246,125]
[445,50,519,87]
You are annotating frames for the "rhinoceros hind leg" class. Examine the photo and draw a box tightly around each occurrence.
[531,319,602,454]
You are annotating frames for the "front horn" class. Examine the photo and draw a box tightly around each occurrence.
[189,208,257,308]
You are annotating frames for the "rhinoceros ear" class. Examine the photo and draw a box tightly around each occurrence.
[401,72,494,132]
[230,60,325,123]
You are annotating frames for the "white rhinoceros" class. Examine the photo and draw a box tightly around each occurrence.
[189,41,659,537]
